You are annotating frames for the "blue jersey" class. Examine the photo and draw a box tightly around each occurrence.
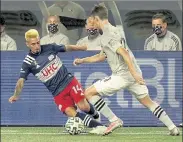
[20,44,74,96]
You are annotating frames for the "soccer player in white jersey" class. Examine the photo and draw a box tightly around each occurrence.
[73,5,180,136]
[144,13,182,51]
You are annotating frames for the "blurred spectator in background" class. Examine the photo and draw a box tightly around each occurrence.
[0,16,17,51]
[76,28,102,50]
[41,1,86,44]
[144,13,182,51]
[41,15,69,45]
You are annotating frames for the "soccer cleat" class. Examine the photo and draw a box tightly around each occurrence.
[103,118,123,135]
[169,127,180,136]
[180,123,182,127]
[89,126,107,135]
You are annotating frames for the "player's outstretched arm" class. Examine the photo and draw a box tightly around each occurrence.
[116,47,145,85]
[9,78,25,103]
[65,44,87,51]
[73,51,106,66]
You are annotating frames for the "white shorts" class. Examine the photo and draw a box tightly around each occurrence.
[93,73,149,99]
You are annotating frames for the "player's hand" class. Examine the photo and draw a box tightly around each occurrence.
[9,95,19,103]
[73,58,84,66]
[133,73,146,85]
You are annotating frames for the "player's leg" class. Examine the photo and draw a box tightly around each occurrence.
[85,75,125,134]
[68,77,107,134]
[76,98,100,120]
[69,77,99,119]
[64,106,103,128]
[76,98,108,134]
[54,90,105,129]
[85,86,119,123]
[138,95,180,136]
[128,83,180,136]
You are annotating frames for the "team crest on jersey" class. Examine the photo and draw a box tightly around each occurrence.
[48,55,54,61]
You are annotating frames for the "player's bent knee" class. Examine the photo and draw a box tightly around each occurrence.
[85,86,98,98]
[64,107,77,117]
[138,94,155,107]
[137,93,149,100]
[77,99,90,112]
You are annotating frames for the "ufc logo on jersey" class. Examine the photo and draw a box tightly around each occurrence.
[41,63,58,76]
[35,56,62,82]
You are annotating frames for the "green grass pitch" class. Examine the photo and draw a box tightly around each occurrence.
[1,127,182,142]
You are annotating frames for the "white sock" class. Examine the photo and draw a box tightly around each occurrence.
[89,95,118,122]
[149,103,176,130]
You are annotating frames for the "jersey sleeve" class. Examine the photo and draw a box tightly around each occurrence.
[52,43,66,53]
[19,62,31,80]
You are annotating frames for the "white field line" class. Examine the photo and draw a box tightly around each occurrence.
[1,130,18,132]
[1,131,182,135]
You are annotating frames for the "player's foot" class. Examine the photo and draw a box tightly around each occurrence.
[89,126,107,135]
[103,118,123,136]
[169,127,180,136]
[180,123,182,127]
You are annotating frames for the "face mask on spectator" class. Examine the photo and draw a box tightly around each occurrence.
[152,25,166,37]
[48,24,59,34]
[87,28,103,40]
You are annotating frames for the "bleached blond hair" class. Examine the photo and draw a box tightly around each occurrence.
[25,29,39,41]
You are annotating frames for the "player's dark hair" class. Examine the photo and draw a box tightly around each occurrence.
[152,13,167,23]
[91,4,108,20]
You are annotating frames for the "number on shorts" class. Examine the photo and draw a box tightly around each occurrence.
[72,85,84,95]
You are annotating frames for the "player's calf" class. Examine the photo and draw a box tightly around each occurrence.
[77,98,100,120]
[139,95,178,133]
[65,107,103,128]
[76,112,103,128]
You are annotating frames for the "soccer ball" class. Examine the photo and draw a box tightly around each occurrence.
[65,117,85,135]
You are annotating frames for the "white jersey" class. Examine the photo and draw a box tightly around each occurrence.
[40,32,70,45]
[77,35,102,50]
[100,23,141,75]
[93,24,148,99]
[144,30,182,51]
[1,32,17,51]
[42,2,86,44]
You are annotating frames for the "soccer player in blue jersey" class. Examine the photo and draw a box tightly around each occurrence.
[8,29,107,134]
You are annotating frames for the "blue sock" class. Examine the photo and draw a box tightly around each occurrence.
[84,102,99,119]
[76,112,102,128]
